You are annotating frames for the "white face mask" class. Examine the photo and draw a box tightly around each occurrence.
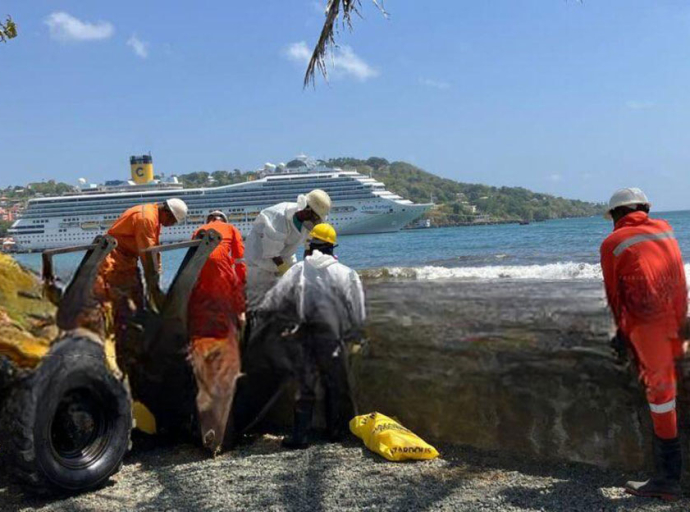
[302,220,316,233]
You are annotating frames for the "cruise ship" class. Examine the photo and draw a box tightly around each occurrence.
[9,155,432,252]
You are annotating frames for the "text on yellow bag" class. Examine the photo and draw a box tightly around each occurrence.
[349,412,440,462]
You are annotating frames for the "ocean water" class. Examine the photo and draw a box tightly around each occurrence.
[13,210,690,285]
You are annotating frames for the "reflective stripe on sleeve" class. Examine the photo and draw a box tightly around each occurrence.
[613,231,675,257]
[649,399,676,414]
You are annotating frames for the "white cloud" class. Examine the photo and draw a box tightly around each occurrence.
[45,12,114,42]
[626,100,656,110]
[286,41,311,62]
[285,41,378,82]
[419,78,451,90]
[549,173,562,182]
[127,35,149,59]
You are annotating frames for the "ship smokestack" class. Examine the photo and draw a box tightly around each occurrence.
[130,154,154,184]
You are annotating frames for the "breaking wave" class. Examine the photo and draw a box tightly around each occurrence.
[361,262,604,281]
[362,262,690,282]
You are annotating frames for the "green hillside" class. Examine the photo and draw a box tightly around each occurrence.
[327,158,604,224]
[1,180,76,199]
[174,170,258,188]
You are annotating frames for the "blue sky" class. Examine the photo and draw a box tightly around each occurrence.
[2,1,690,210]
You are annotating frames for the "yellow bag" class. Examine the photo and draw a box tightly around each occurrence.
[349,412,439,462]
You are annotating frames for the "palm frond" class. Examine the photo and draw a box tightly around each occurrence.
[304,0,386,88]
[0,15,17,43]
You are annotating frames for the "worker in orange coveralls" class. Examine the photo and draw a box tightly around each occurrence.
[88,199,187,363]
[601,187,688,501]
[187,210,245,453]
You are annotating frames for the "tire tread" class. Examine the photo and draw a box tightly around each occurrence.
[0,335,132,495]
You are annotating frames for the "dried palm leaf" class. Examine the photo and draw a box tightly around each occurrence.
[0,15,17,43]
[305,0,386,87]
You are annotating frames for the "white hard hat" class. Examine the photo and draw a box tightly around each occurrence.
[207,210,228,222]
[165,198,188,223]
[305,189,332,219]
[604,187,650,219]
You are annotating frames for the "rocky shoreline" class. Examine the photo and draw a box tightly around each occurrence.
[2,254,690,509]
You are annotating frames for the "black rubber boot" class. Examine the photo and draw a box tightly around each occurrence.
[282,402,313,450]
[325,388,354,443]
[325,393,345,442]
[323,345,354,443]
[625,436,682,501]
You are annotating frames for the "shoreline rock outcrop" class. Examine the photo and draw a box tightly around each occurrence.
[354,278,671,471]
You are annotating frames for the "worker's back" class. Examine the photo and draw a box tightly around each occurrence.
[191,220,245,317]
[106,203,161,273]
[601,211,687,327]
[195,221,242,273]
[261,250,366,341]
[245,202,302,269]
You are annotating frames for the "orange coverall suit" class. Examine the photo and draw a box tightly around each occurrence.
[90,204,161,362]
[601,211,688,439]
[187,220,245,452]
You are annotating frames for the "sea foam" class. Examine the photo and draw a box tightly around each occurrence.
[363,262,690,281]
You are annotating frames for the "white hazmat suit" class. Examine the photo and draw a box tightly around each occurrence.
[244,197,313,310]
[234,250,365,439]
[257,249,366,441]
[260,250,366,336]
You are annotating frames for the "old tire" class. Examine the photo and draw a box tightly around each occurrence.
[0,334,132,494]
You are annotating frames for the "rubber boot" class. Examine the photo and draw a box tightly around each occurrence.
[325,396,341,442]
[282,402,313,449]
[625,436,682,501]
[325,391,350,442]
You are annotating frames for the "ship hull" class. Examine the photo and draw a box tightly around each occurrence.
[9,168,432,252]
[10,202,431,252]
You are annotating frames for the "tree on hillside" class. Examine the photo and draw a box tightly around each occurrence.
[366,157,389,169]
[0,220,12,237]
[179,171,210,187]
[1,16,17,43]
[212,170,230,184]
[1,181,76,199]
[27,180,76,196]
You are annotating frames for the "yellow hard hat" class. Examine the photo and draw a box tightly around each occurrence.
[310,223,337,245]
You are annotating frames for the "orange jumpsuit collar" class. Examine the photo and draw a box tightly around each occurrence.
[614,211,649,230]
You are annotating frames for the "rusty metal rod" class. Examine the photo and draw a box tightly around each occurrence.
[42,243,101,256]
[141,239,203,254]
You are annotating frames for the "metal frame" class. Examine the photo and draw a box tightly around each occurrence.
[141,229,222,329]
[130,229,222,433]
[39,230,224,438]
[140,239,206,254]
[42,235,118,331]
